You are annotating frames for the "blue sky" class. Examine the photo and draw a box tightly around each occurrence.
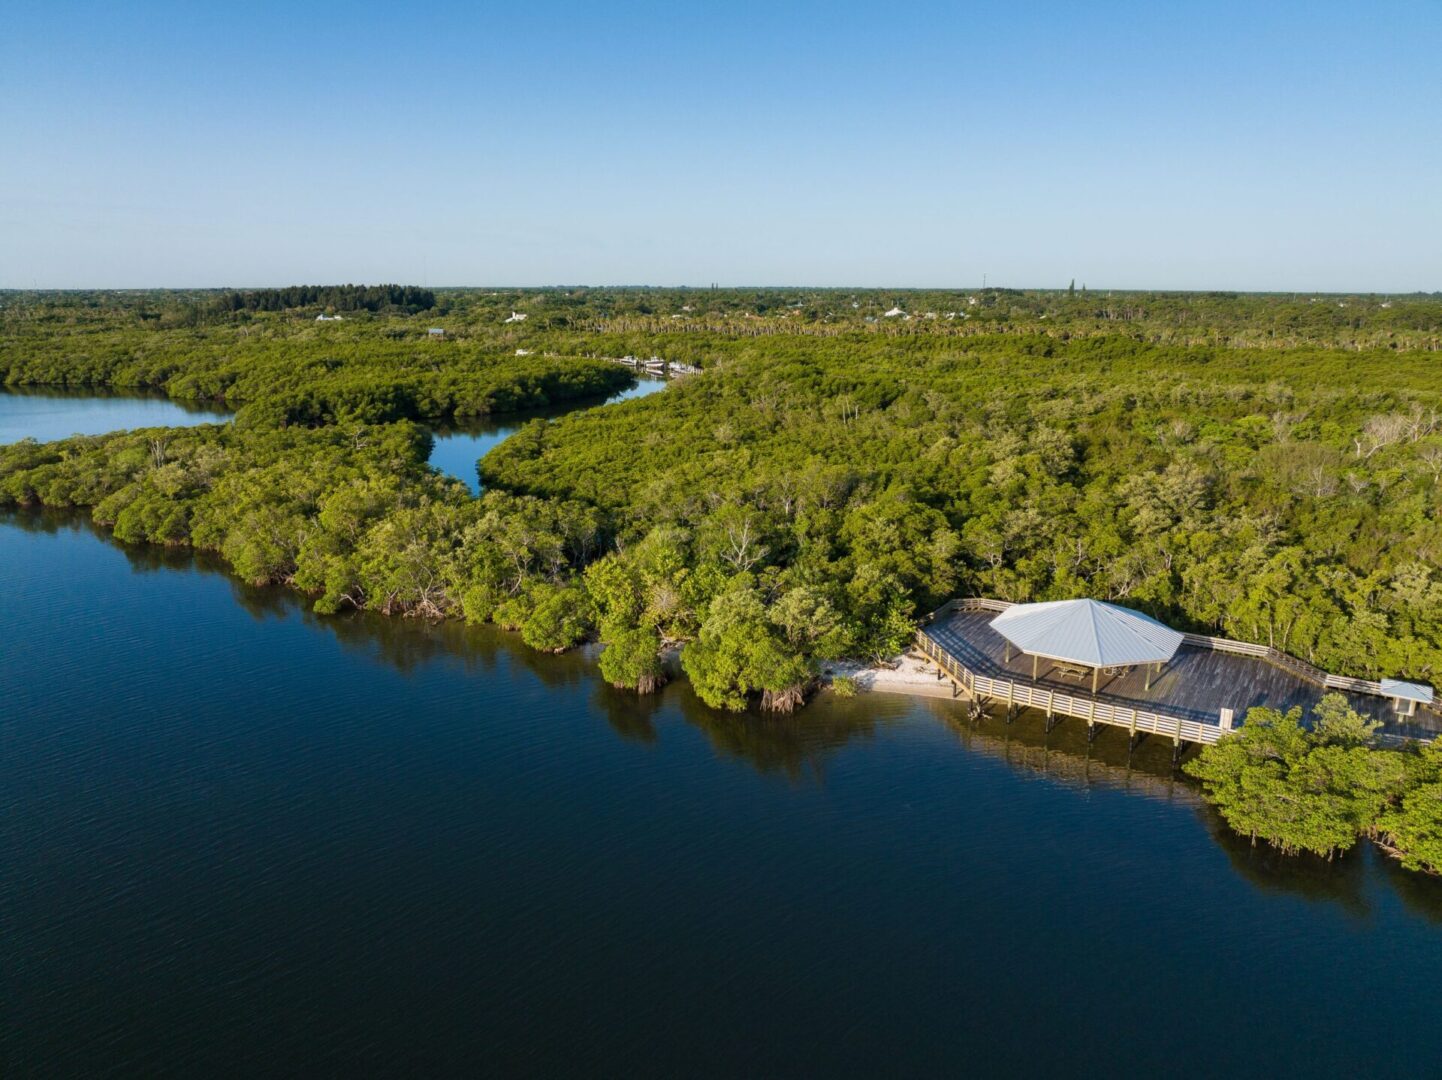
[2,0,1439,290]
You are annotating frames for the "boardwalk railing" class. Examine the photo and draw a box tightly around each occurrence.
[914,625,1227,748]
[1177,631,1387,697]
[925,597,1437,720]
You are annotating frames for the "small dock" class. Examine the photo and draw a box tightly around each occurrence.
[917,599,1440,760]
[608,355,699,378]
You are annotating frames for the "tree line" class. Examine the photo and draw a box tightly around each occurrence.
[3,292,1442,863]
[209,284,436,314]
[1187,697,1442,874]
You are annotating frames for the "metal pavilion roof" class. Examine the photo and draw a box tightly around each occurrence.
[1380,678,1435,704]
[988,599,1185,669]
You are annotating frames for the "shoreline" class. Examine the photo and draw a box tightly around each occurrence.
[587,639,963,705]
[822,651,962,701]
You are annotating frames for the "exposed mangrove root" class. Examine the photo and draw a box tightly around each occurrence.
[761,681,812,714]
[615,671,668,695]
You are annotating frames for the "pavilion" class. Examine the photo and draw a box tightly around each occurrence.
[988,598,1184,694]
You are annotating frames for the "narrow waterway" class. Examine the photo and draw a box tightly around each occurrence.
[426,376,666,493]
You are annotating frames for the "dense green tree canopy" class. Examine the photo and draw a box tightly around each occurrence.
[209,284,436,314]
[4,286,1442,725]
[1185,698,1408,859]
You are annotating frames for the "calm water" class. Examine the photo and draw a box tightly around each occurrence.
[3,387,1442,1076]
[0,388,230,443]
[3,510,1442,1077]
[0,381,663,497]
[428,377,667,493]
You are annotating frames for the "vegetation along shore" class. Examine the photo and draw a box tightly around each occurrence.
[4,285,1442,871]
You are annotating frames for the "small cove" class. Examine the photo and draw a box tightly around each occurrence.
[425,375,667,493]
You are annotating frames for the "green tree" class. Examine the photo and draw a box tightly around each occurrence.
[1378,746,1442,874]
[520,582,594,652]
[771,585,850,659]
[1309,692,1382,748]
[1186,701,1405,859]
[681,583,813,712]
[598,622,666,693]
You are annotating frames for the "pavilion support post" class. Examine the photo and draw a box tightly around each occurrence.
[1032,654,1038,679]
[1004,643,1010,663]
[1092,666,1099,694]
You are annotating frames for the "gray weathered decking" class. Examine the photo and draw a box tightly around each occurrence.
[927,609,1440,742]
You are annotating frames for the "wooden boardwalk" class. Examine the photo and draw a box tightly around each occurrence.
[918,599,1441,753]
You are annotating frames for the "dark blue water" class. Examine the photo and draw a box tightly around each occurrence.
[0,388,230,443]
[3,510,1442,1077]
[428,377,667,493]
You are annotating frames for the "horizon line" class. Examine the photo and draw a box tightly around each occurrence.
[2,284,1439,297]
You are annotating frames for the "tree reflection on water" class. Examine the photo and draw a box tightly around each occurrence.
[675,689,890,781]
[7,503,1442,921]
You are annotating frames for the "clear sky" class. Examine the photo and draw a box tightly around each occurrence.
[2,0,1439,291]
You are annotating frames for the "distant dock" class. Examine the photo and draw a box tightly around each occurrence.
[608,355,699,378]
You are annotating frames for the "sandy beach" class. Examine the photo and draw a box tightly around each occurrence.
[822,650,962,701]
